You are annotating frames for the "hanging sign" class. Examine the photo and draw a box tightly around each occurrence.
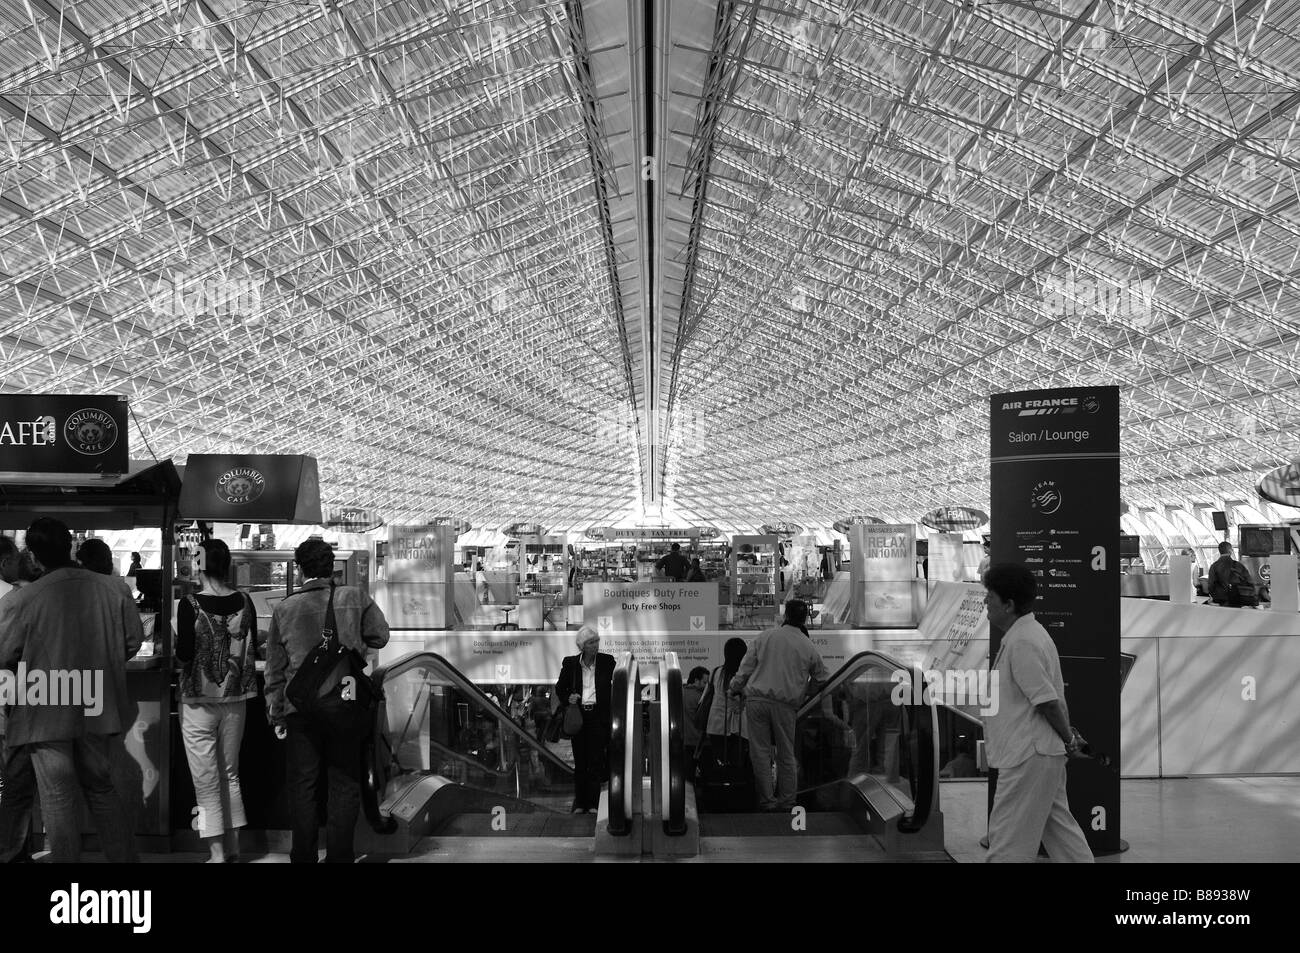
[323,507,384,533]
[500,522,546,538]
[429,517,473,536]
[0,394,129,475]
[921,507,989,532]
[179,454,321,523]
[602,527,700,540]
[1257,459,1300,507]
[833,516,885,535]
[990,386,1121,854]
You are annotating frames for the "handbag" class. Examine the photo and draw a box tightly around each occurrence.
[286,583,377,719]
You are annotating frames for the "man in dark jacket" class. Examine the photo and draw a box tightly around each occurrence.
[555,627,614,813]
[0,518,141,862]
[267,539,389,863]
[655,543,691,582]
[1206,542,1255,607]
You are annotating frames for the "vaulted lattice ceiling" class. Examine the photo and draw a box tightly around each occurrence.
[0,0,1297,536]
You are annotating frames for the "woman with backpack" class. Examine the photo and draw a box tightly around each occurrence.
[176,539,259,862]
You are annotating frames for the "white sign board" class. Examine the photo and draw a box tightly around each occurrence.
[851,524,919,627]
[582,582,719,633]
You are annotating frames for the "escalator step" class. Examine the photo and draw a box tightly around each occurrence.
[698,812,863,837]
[432,813,598,836]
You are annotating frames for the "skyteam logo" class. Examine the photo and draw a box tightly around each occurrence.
[1031,480,1063,516]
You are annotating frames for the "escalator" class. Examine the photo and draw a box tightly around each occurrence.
[672,651,965,861]
[356,651,636,855]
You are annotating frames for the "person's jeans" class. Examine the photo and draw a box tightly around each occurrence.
[28,735,137,863]
[180,701,248,838]
[285,706,363,863]
[569,707,609,810]
[0,736,36,862]
[744,699,798,810]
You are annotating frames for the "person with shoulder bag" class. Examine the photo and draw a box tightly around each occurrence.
[266,539,390,863]
[554,627,613,813]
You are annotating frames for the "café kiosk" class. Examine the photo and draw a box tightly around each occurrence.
[175,453,342,845]
[0,394,181,848]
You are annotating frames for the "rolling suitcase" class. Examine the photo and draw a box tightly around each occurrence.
[694,675,755,812]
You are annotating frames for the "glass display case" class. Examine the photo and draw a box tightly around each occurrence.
[731,534,779,628]
[229,548,368,645]
[517,534,567,628]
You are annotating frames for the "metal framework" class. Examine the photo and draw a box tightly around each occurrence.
[0,0,1296,535]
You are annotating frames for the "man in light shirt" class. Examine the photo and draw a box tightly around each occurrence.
[730,600,828,811]
[983,563,1093,863]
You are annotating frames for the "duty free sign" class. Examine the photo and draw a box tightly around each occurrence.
[582,582,719,634]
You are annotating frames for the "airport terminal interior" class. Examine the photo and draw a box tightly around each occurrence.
[0,0,1298,865]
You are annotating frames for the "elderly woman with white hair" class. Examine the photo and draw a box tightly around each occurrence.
[554,626,614,813]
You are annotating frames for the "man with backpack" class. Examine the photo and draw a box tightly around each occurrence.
[1207,542,1257,607]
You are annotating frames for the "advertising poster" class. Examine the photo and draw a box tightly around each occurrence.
[582,582,719,634]
[850,523,919,627]
[928,532,968,584]
[378,524,454,628]
[990,387,1121,853]
[0,394,129,475]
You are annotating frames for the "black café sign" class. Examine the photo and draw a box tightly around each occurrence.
[0,394,129,474]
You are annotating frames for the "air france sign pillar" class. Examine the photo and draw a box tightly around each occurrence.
[990,387,1121,854]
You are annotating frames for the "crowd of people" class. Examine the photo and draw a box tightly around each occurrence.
[0,522,389,864]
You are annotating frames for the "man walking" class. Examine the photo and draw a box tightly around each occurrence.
[0,518,141,862]
[983,563,1093,863]
[729,600,828,811]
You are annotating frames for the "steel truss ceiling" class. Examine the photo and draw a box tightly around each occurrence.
[0,0,1296,535]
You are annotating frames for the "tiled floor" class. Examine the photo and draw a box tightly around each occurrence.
[942,777,1300,863]
[75,776,1300,863]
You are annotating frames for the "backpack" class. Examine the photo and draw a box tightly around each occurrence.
[1225,562,1258,607]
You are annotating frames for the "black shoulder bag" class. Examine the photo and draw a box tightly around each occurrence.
[286,583,379,721]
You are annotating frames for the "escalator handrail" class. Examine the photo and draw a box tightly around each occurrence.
[361,672,397,834]
[427,737,519,780]
[606,653,635,835]
[795,650,983,728]
[661,652,686,834]
[370,650,573,776]
[794,651,941,832]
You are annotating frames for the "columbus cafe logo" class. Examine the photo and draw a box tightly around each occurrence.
[1031,480,1063,516]
[215,467,266,505]
[49,883,151,934]
[63,408,119,456]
